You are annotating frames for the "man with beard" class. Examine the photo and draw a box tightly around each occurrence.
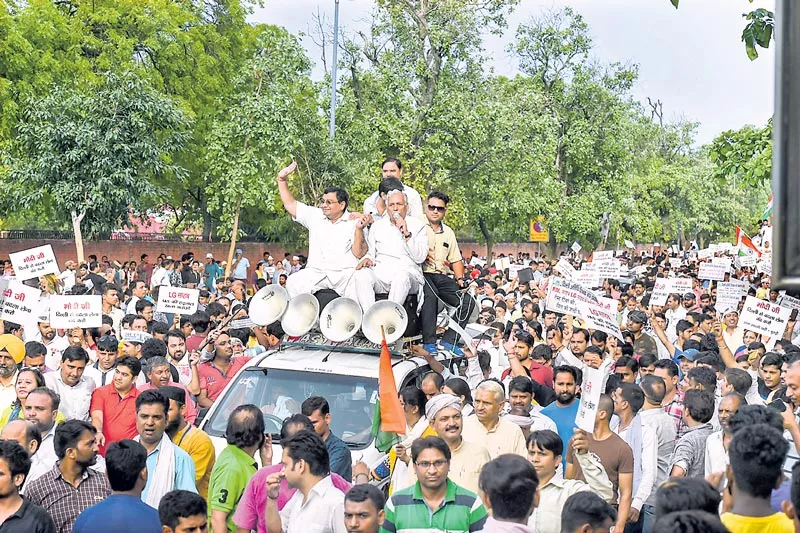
[90,356,141,455]
[23,387,61,484]
[502,332,554,388]
[44,346,95,422]
[26,420,111,533]
[0,439,56,532]
[134,390,197,508]
[704,392,744,478]
[424,393,490,493]
[627,311,658,358]
[197,331,251,408]
[506,377,557,433]
[0,334,23,409]
[36,320,68,371]
[164,331,200,394]
[208,404,271,533]
[541,366,581,471]
[160,386,215,500]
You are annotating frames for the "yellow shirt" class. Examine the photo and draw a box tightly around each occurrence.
[172,425,216,499]
[0,404,66,431]
[721,512,795,533]
[461,416,528,459]
[423,221,462,275]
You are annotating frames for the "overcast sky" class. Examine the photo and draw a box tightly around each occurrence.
[251,0,775,144]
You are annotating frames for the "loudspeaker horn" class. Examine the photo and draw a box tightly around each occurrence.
[281,293,320,337]
[320,297,363,343]
[362,300,408,345]
[249,285,290,326]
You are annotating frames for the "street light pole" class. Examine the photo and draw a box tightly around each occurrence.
[329,0,340,140]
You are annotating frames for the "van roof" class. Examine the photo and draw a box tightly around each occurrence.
[256,346,429,379]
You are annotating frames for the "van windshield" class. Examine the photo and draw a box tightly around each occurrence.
[204,367,379,449]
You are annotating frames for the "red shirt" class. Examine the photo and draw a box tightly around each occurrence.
[198,357,251,402]
[501,360,554,388]
[90,384,140,454]
[186,334,206,353]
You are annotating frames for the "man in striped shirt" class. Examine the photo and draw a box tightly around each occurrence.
[380,436,487,533]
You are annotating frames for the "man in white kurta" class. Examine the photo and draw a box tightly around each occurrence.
[276,162,373,310]
[357,189,428,307]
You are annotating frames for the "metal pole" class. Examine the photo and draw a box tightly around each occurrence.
[329,0,340,140]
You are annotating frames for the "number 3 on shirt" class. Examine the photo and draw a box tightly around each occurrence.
[218,489,229,504]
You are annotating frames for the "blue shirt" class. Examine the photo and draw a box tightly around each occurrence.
[325,432,352,481]
[541,400,581,470]
[141,440,198,504]
[73,494,161,533]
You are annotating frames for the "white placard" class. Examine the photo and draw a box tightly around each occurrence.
[736,255,757,268]
[571,242,582,253]
[546,277,600,317]
[624,239,635,249]
[575,264,601,288]
[494,257,510,271]
[157,288,200,315]
[508,264,525,280]
[554,258,577,280]
[759,259,773,276]
[716,281,749,313]
[697,248,713,260]
[578,296,623,340]
[698,260,729,281]
[650,277,693,306]
[739,296,791,344]
[0,280,41,325]
[780,295,800,311]
[592,250,614,262]
[49,295,102,329]
[575,366,606,432]
[594,259,619,280]
[9,245,59,279]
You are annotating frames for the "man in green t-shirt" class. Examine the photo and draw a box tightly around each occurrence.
[207,405,272,533]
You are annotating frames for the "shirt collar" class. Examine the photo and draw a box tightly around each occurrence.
[412,479,457,503]
[227,444,258,470]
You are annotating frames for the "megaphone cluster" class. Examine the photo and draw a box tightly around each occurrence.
[248,286,407,344]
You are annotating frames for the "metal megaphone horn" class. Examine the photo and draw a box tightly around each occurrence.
[280,293,320,337]
[248,285,290,326]
[320,297,363,342]
[362,300,408,345]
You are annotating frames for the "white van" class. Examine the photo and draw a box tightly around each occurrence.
[197,344,458,470]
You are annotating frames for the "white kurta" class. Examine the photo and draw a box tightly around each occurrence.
[365,215,428,306]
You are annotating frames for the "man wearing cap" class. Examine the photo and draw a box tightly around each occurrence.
[276,161,375,310]
[722,307,744,351]
[57,260,77,292]
[0,334,24,409]
[627,311,658,357]
[682,292,700,313]
[423,393,490,493]
[202,254,221,291]
[231,248,250,284]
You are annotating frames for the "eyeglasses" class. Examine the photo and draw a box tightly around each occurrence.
[320,199,342,206]
[415,459,448,470]
[427,205,446,212]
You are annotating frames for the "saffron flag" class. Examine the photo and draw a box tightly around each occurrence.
[762,194,774,220]
[735,226,762,257]
[370,339,404,452]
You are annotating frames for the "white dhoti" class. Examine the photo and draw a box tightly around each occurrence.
[368,264,423,306]
[286,267,375,310]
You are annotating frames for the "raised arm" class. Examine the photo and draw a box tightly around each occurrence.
[353,215,373,259]
[277,161,299,218]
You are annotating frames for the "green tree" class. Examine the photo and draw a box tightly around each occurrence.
[6,71,189,261]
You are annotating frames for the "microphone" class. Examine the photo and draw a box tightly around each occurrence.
[393,212,401,220]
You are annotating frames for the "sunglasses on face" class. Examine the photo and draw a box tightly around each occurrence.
[427,205,446,212]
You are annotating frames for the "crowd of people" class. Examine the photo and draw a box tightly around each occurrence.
[0,157,791,533]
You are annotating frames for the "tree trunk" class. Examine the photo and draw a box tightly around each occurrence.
[202,207,213,242]
[224,195,243,279]
[71,210,86,263]
[478,216,493,260]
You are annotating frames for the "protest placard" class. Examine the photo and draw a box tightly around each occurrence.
[716,280,749,313]
[546,277,599,316]
[494,257,510,271]
[578,296,622,340]
[624,239,635,249]
[554,258,576,280]
[698,258,730,281]
[739,296,792,344]
[574,264,600,288]
[571,242,582,253]
[575,365,606,432]
[759,259,773,276]
[780,295,800,311]
[594,259,619,280]
[9,245,59,279]
[650,277,693,306]
[697,248,713,260]
[49,295,102,329]
[592,250,614,262]
[0,280,41,325]
[157,288,200,315]
[736,255,757,268]
[508,264,525,280]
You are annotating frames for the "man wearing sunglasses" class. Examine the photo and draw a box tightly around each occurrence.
[419,192,474,354]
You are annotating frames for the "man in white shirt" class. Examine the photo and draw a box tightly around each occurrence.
[33,320,69,371]
[22,387,60,483]
[82,335,119,388]
[57,261,77,292]
[126,279,149,316]
[355,189,428,307]
[275,161,373,310]
[664,293,687,344]
[44,346,96,421]
[362,157,424,220]
[150,259,173,289]
[265,430,347,533]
